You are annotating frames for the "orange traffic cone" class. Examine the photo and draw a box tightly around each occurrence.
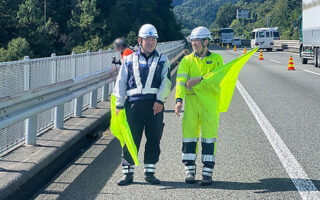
[227,43,229,49]
[243,47,247,54]
[288,56,295,71]
[259,50,264,60]
[234,45,237,51]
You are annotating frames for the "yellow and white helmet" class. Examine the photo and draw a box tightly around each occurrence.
[188,26,212,41]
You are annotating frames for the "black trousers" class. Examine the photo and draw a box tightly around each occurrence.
[122,100,164,166]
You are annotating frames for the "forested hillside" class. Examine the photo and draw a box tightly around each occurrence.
[0,0,183,61]
[173,0,237,33]
[0,0,302,62]
[173,0,301,40]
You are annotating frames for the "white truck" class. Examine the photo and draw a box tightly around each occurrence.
[299,0,320,67]
[219,28,234,45]
[250,27,279,51]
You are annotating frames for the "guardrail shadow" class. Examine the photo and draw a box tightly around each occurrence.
[30,137,121,199]
[63,138,119,198]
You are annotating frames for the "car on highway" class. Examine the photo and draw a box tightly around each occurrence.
[232,38,241,47]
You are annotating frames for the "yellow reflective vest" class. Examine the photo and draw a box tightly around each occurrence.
[175,51,224,101]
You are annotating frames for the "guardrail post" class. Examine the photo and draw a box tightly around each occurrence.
[54,104,64,129]
[74,96,83,117]
[25,116,37,146]
[90,89,98,108]
[24,56,37,145]
[109,80,115,95]
[50,53,65,129]
[102,84,109,101]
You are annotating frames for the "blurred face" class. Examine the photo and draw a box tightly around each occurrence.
[191,38,209,55]
[114,43,125,52]
[138,36,157,54]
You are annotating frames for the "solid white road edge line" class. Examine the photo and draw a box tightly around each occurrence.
[236,80,320,200]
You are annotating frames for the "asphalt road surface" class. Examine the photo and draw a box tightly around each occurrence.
[31,46,320,200]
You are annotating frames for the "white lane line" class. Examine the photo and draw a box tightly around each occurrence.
[304,70,320,76]
[236,80,320,200]
[270,59,282,64]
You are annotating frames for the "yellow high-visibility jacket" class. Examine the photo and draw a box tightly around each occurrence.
[175,51,223,102]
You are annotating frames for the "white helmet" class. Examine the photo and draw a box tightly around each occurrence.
[138,24,159,38]
[188,26,212,41]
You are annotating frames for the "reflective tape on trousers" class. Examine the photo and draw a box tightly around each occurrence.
[201,138,217,143]
[182,153,197,160]
[183,138,199,143]
[202,155,215,162]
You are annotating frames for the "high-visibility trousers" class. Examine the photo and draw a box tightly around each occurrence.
[182,94,219,177]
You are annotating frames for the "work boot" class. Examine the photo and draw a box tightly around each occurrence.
[117,173,133,186]
[185,173,196,184]
[201,175,213,186]
[144,173,160,185]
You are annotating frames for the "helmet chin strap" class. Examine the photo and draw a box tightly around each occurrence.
[139,39,146,53]
[196,39,208,58]
[139,37,157,55]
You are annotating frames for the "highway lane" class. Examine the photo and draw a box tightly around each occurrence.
[30,46,320,200]
[218,46,320,199]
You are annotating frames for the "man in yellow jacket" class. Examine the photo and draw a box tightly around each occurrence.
[175,26,223,186]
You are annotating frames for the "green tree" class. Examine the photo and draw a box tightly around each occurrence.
[72,36,104,53]
[1,0,184,60]
[0,0,24,47]
[17,0,54,57]
[69,0,107,50]
[215,3,238,28]
[0,37,33,62]
[126,31,137,47]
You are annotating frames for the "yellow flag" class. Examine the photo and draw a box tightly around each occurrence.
[110,95,139,165]
[193,48,258,115]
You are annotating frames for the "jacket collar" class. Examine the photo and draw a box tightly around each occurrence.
[137,48,159,58]
[194,50,211,58]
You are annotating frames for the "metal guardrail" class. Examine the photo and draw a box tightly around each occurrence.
[274,40,300,52]
[0,40,185,153]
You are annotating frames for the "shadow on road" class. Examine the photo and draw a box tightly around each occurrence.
[156,178,320,193]
[30,137,121,200]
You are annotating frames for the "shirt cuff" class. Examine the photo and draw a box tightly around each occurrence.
[156,99,164,105]
[176,98,183,104]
